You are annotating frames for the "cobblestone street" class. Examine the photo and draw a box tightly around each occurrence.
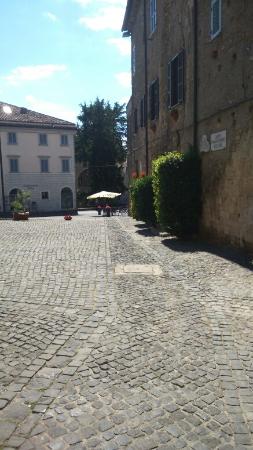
[0,213,253,450]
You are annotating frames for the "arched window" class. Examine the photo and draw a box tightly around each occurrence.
[9,188,21,207]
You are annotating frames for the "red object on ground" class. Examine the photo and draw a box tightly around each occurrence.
[64,215,72,220]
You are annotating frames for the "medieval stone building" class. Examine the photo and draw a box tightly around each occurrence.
[122,0,253,250]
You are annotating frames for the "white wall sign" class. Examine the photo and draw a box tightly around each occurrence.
[211,130,227,151]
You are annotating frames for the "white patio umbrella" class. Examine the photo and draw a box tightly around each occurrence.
[87,191,121,200]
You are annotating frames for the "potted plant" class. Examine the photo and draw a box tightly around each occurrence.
[11,191,31,221]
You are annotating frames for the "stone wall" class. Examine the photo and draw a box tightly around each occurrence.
[125,0,253,251]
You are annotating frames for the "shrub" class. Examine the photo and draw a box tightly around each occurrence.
[130,176,156,225]
[11,190,31,212]
[152,150,201,236]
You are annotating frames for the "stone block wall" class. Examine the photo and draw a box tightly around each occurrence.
[124,0,253,250]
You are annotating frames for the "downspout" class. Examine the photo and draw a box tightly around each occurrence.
[193,0,198,149]
[143,0,149,174]
[0,136,6,214]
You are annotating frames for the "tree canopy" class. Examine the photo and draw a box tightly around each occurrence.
[76,98,127,194]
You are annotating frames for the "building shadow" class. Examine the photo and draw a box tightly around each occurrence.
[161,237,253,271]
[134,223,253,271]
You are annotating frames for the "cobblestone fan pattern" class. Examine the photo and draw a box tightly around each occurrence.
[0,216,253,449]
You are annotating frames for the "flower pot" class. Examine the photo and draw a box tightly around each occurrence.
[13,211,29,221]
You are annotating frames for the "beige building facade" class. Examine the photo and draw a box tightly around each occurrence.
[0,102,76,213]
[123,0,253,250]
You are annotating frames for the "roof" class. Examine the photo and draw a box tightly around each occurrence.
[122,0,133,32]
[0,101,76,130]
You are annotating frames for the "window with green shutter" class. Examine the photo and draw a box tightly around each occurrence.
[168,50,185,109]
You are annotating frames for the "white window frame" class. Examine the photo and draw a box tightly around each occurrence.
[40,158,49,173]
[150,0,157,34]
[9,158,19,173]
[8,132,17,145]
[61,134,68,146]
[61,158,71,173]
[39,133,48,146]
[211,0,222,40]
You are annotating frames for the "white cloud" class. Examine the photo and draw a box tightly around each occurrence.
[43,12,58,22]
[3,65,67,85]
[107,38,130,56]
[25,96,77,123]
[115,72,131,88]
[79,6,125,31]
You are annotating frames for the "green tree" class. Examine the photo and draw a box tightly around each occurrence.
[76,98,127,193]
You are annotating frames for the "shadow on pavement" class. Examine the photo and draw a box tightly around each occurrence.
[134,223,253,271]
[162,238,253,271]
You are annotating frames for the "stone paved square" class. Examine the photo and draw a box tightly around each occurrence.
[0,212,253,449]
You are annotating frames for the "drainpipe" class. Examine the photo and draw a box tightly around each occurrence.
[193,0,198,150]
[143,0,149,174]
[0,136,6,214]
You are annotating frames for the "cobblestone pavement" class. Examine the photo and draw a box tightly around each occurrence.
[0,214,253,450]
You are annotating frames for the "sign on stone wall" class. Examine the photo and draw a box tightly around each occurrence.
[210,130,227,151]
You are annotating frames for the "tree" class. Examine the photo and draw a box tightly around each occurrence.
[76,98,127,193]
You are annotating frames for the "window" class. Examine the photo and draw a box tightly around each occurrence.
[8,132,17,145]
[40,158,49,173]
[211,0,222,39]
[140,96,147,128]
[149,78,159,120]
[61,135,68,146]
[134,108,138,134]
[168,50,184,108]
[41,192,49,200]
[9,158,19,173]
[132,45,136,76]
[62,159,70,173]
[150,0,157,34]
[39,133,48,146]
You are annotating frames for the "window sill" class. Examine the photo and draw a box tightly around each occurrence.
[210,29,221,40]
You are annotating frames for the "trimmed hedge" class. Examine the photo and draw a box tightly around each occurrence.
[152,150,201,236]
[130,176,156,225]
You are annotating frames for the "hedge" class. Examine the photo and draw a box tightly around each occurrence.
[152,150,201,236]
[130,176,156,225]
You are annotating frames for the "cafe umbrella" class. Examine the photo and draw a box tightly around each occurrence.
[87,191,121,200]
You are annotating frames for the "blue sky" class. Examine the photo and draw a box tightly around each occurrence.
[1,0,130,123]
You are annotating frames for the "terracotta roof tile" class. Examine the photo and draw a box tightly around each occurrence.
[0,101,76,130]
